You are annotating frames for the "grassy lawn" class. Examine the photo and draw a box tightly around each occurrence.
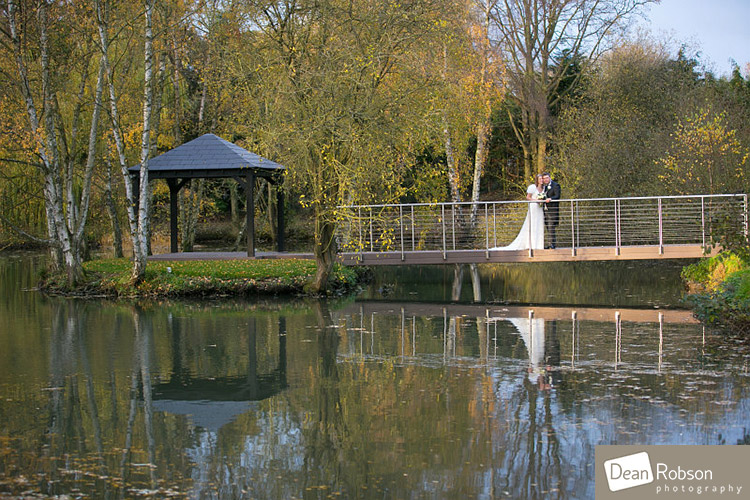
[41,258,365,297]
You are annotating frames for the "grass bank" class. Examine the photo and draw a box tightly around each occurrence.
[682,252,750,332]
[40,258,370,298]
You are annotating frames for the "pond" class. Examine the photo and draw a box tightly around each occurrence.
[0,254,749,499]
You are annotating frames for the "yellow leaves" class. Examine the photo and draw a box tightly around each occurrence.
[656,107,748,194]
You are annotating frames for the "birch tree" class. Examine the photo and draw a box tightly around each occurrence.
[3,0,105,284]
[95,0,156,282]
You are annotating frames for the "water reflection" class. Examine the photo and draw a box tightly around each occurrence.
[363,260,689,307]
[152,315,287,431]
[1,257,750,498]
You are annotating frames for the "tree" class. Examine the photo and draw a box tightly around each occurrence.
[657,108,748,195]
[95,0,157,283]
[3,0,106,284]
[489,0,654,179]
[222,0,446,292]
[552,41,701,197]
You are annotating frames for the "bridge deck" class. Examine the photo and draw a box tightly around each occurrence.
[339,243,716,266]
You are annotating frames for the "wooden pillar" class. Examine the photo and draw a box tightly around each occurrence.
[246,172,255,257]
[276,188,285,252]
[167,178,180,253]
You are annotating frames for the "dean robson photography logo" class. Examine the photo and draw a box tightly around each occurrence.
[595,446,750,499]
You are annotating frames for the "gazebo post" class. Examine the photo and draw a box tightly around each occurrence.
[167,179,180,253]
[246,172,255,257]
[277,188,285,252]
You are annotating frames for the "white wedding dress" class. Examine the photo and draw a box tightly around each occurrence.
[492,184,545,250]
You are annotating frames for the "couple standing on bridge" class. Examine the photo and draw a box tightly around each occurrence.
[493,173,561,251]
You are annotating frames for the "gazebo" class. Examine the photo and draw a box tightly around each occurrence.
[129,133,285,257]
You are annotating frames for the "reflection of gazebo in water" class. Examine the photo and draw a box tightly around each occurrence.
[151,318,288,432]
[129,133,285,257]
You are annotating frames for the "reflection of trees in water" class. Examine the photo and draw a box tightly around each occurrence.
[302,300,349,494]
[41,302,160,497]
[5,295,750,498]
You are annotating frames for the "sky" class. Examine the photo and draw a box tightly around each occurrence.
[641,0,750,77]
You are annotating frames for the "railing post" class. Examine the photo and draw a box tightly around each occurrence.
[485,202,489,259]
[451,205,456,250]
[701,197,706,251]
[570,200,576,256]
[576,202,581,248]
[744,194,748,240]
[441,204,447,260]
[615,199,621,256]
[399,205,404,261]
[358,207,363,262]
[658,197,664,255]
[411,205,415,251]
[528,201,533,258]
[493,204,497,247]
[369,207,374,252]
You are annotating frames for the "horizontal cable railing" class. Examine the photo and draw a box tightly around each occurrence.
[335,194,748,257]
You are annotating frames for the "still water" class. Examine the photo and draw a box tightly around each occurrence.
[0,255,749,499]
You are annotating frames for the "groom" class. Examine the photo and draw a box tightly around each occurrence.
[542,173,561,249]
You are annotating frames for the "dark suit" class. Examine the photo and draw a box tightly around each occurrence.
[543,180,561,248]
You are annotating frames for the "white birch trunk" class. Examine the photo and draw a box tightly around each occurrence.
[132,0,156,282]
[95,0,140,252]
[7,0,102,283]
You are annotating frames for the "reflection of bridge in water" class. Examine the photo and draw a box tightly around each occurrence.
[336,194,747,265]
[336,301,702,374]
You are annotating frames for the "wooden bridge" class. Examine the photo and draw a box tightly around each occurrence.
[336,194,748,265]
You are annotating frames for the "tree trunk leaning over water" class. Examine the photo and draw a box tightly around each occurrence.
[311,211,337,294]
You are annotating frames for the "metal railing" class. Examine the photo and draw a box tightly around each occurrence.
[335,194,748,259]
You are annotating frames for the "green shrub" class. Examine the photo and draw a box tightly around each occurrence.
[681,252,747,292]
[684,253,750,333]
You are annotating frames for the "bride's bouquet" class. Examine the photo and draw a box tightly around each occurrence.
[536,192,546,200]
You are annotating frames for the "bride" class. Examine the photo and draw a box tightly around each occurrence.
[492,174,545,250]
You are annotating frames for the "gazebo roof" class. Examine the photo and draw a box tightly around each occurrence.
[129,133,285,179]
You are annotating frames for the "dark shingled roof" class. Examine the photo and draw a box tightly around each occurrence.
[129,133,284,179]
